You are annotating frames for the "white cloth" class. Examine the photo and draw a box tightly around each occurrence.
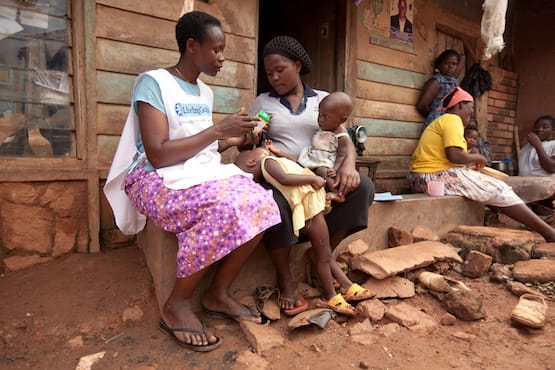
[481,0,508,60]
[103,69,248,234]
[519,141,555,177]
[297,130,349,169]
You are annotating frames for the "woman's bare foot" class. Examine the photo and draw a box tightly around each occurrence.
[201,290,264,324]
[161,299,218,347]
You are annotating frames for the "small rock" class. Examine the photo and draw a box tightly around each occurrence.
[235,350,269,370]
[490,263,513,283]
[412,225,439,242]
[444,291,485,321]
[68,335,84,348]
[513,259,555,283]
[440,313,457,326]
[451,331,476,342]
[532,243,555,259]
[122,305,144,322]
[377,322,400,337]
[462,250,493,278]
[347,239,370,256]
[349,319,374,336]
[76,351,105,370]
[355,299,386,322]
[310,343,322,352]
[240,320,285,354]
[359,361,369,369]
[431,261,451,274]
[506,280,546,298]
[388,227,414,247]
[385,302,437,333]
[350,333,377,346]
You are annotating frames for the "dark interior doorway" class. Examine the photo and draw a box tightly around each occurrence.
[256,0,347,95]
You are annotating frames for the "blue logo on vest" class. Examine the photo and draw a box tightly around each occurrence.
[175,103,210,117]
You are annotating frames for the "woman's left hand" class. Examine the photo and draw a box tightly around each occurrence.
[333,166,360,197]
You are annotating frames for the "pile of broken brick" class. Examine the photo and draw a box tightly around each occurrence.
[287,224,553,332]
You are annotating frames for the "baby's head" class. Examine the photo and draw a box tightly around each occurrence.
[318,91,354,132]
[464,125,479,150]
[234,147,269,182]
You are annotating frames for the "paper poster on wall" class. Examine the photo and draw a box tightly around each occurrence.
[363,0,415,53]
[389,0,413,43]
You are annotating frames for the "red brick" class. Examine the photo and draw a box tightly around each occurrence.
[462,250,493,278]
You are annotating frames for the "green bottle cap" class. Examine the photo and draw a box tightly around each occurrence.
[257,109,270,123]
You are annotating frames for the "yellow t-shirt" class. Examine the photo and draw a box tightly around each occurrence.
[410,113,467,173]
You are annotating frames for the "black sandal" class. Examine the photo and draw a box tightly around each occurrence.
[255,284,281,320]
[159,318,222,352]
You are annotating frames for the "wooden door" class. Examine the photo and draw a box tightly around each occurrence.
[257,0,346,94]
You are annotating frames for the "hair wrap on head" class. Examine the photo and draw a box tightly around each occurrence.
[263,36,313,75]
[442,87,474,110]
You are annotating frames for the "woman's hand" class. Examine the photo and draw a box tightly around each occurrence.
[446,146,487,169]
[466,155,488,170]
[214,108,259,139]
[333,165,360,197]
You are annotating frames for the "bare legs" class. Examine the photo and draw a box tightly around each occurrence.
[162,233,263,346]
[202,234,264,320]
[305,213,336,300]
[491,203,555,242]
[267,246,299,310]
[271,221,355,310]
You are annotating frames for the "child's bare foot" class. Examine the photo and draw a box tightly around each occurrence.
[326,192,345,203]
[276,279,308,316]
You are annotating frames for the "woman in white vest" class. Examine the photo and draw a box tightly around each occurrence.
[104,11,280,351]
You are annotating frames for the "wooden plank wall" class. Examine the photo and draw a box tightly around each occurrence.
[486,66,518,162]
[95,0,258,176]
[351,1,482,194]
[95,0,258,243]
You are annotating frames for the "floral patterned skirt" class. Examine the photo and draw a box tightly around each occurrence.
[407,167,523,207]
[124,164,281,277]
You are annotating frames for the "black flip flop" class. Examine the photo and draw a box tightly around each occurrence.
[159,318,222,352]
[203,303,270,325]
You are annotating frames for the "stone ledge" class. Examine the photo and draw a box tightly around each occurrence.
[139,194,485,314]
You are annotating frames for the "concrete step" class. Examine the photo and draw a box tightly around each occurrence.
[138,194,485,314]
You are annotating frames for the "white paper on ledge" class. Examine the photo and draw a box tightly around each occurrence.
[374,192,403,202]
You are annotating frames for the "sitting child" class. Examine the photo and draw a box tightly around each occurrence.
[234,142,374,316]
[464,125,480,155]
[519,115,555,177]
[296,91,356,203]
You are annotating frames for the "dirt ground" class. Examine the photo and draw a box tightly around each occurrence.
[1,245,554,370]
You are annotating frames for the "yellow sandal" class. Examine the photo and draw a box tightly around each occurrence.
[316,294,356,316]
[343,283,375,302]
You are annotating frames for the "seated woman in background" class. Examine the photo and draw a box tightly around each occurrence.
[408,87,555,242]
[416,49,465,130]
[519,115,555,177]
